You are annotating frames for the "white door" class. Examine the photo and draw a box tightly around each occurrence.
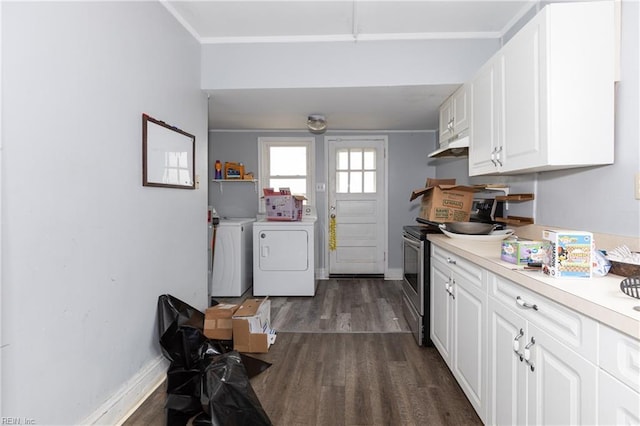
[327,136,386,275]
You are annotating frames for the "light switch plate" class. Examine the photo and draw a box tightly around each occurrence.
[316,183,326,192]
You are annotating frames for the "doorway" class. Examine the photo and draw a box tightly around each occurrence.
[326,136,388,276]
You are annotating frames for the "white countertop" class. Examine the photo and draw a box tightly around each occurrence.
[427,234,640,340]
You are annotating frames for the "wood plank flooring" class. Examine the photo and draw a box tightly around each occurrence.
[123,279,482,425]
[269,278,410,333]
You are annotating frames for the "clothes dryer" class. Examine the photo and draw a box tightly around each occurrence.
[253,206,317,296]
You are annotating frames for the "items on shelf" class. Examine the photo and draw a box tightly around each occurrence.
[224,162,245,179]
[214,160,222,179]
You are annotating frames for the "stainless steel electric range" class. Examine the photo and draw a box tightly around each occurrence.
[401,224,441,346]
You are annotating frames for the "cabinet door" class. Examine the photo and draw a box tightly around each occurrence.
[469,56,503,176]
[598,370,640,425]
[438,97,453,144]
[501,14,547,173]
[487,298,528,426]
[453,273,487,422]
[526,323,597,425]
[452,84,469,135]
[431,257,453,367]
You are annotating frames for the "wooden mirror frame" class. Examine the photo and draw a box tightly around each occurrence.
[142,113,195,189]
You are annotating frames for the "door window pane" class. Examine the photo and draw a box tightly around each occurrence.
[337,172,349,193]
[337,150,349,170]
[364,171,376,193]
[364,150,375,169]
[350,171,363,193]
[350,149,362,169]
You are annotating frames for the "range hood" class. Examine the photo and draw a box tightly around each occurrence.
[428,135,469,158]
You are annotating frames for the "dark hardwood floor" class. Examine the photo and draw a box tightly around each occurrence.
[123,279,482,425]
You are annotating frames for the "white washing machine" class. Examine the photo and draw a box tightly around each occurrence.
[210,218,255,297]
[253,206,317,296]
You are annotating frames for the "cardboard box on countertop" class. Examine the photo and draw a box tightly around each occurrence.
[410,178,475,223]
[204,303,240,340]
[501,239,546,265]
[541,230,594,278]
[232,297,276,353]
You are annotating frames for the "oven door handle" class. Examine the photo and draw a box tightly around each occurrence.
[402,235,422,248]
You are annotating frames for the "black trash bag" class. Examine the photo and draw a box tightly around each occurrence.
[158,295,208,369]
[157,294,272,426]
[199,351,272,426]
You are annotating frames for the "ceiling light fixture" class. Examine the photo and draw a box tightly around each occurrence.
[307,114,327,134]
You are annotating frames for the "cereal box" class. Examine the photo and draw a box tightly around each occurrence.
[541,230,594,278]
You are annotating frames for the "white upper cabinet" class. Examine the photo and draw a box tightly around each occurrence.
[438,84,469,146]
[469,56,503,175]
[469,1,615,176]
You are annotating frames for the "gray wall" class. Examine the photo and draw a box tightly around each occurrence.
[209,131,437,272]
[2,2,207,423]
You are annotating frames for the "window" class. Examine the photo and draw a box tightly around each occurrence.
[336,148,377,193]
[258,137,315,210]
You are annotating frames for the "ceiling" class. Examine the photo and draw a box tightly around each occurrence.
[165,1,539,132]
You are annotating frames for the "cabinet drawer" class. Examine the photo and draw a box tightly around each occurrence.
[489,273,597,363]
[599,323,640,391]
[432,245,484,289]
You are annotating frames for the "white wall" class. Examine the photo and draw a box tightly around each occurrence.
[1,2,207,424]
[201,38,500,90]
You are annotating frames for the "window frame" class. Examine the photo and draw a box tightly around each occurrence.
[257,137,316,213]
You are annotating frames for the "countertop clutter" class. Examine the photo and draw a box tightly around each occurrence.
[427,234,640,340]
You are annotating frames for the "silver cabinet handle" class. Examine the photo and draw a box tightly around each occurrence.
[490,147,498,166]
[524,337,536,371]
[446,257,457,265]
[445,280,455,299]
[495,146,503,167]
[513,328,524,355]
[516,296,539,311]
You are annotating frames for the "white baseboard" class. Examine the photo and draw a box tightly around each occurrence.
[81,355,168,425]
[385,268,403,280]
[315,268,328,280]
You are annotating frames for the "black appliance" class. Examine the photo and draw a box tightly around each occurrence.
[401,224,441,346]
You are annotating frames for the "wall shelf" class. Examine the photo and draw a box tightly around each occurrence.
[495,216,535,226]
[211,179,258,193]
[495,193,535,202]
[494,193,535,226]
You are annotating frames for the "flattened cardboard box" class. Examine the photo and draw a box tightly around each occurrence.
[204,303,239,340]
[232,298,276,353]
[410,178,475,223]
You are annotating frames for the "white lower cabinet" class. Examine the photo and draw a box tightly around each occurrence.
[431,242,640,425]
[431,246,487,422]
[598,370,640,424]
[487,274,597,425]
[598,324,640,424]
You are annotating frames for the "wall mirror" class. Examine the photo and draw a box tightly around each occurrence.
[142,113,195,189]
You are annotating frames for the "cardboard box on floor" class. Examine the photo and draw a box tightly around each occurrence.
[204,303,240,340]
[410,178,475,223]
[232,297,277,353]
